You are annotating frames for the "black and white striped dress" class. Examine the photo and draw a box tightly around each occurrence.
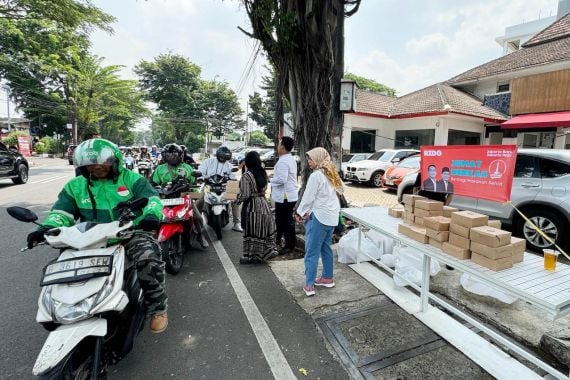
[238,171,278,261]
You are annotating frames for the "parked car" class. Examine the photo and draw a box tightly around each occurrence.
[341,153,371,179]
[260,150,278,168]
[382,154,420,190]
[230,147,271,166]
[67,144,77,165]
[344,149,419,187]
[0,141,29,185]
[397,149,570,252]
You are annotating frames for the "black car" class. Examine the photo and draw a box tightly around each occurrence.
[0,141,29,185]
[260,150,278,168]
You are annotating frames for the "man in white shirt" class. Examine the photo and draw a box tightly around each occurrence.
[196,146,242,232]
[270,137,298,254]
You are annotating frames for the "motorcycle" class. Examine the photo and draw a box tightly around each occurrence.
[137,159,151,179]
[7,198,149,379]
[124,154,135,171]
[203,173,233,240]
[150,156,160,171]
[155,170,202,275]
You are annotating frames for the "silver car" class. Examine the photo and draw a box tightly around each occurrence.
[398,149,570,252]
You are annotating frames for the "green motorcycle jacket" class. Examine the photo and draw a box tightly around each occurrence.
[41,170,163,228]
[151,162,195,186]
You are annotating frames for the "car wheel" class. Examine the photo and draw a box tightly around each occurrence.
[369,171,383,188]
[12,164,28,184]
[68,160,74,165]
[514,208,567,252]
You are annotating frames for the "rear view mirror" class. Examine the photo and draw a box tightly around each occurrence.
[231,167,239,173]
[391,158,401,163]
[7,206,38,223]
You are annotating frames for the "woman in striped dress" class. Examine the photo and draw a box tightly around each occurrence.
[237,151,279,264]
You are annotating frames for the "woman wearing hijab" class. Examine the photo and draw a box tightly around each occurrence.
[237,151,279,264]
[296,147,343,296]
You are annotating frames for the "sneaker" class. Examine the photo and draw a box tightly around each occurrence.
[315,277,335,288]
[232,223,243,232]
[303,285,315,297]
[150,312,168,333]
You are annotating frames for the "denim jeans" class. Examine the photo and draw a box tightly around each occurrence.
[304,214,335,287]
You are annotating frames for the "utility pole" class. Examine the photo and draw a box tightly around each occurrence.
[5,87,12,132]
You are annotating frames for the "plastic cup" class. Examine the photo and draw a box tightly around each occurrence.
[543,249,559,272]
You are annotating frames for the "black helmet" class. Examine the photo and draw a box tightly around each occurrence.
[163,143,183,166]
[216,146,232,163]
[180,145,187,153]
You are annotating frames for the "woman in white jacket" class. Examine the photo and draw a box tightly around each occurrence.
[296,147,343,296]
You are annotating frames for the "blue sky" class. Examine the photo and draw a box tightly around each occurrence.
[2,0,560,119]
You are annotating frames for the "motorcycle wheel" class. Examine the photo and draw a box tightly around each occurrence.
[161,236,184,275]
[211,214,223,240]
[36,340,107,380]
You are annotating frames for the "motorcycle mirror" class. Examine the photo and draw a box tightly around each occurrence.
[7,206,39,223]
[231,167,239,173]
[191,171,202,177]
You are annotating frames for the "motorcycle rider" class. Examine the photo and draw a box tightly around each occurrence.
[140,146,151,160]
[151,143,210,248]
[26,139,169,333]
[196,146,242,232]
[150,145,160,158]
[179,145,196,166]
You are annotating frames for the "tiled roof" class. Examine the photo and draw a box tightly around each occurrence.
[447,37,570,83]
[355,85,507,121]
[523,12,570,47]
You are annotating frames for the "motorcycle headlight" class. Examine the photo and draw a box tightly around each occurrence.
[206,192,217,203]
[53,295,96,324]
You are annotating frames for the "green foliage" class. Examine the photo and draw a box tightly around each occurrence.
[36,136,56,154]
[344,73,396,96]
[135,53,244,150]
[225,132,241,141]
[248,65,286,141]
[1,131,28,147]
[248,130,270,146]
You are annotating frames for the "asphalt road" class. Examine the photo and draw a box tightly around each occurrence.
[0,163,346,379]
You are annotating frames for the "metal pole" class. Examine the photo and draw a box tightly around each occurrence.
[357,227,362,264]
[420,254,432,312]
[6,87,11,132]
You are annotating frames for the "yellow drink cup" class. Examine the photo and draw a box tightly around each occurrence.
[543,249,559,272]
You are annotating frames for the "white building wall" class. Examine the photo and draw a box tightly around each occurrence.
[472,80,499,99]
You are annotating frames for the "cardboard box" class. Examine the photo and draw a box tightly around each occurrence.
[511,237,526,263]
[426,228,449,242]
[429,238,444,250]
[224,192,238,201]
[488,220,502,229]
[471,241,513,260]
[403,194,426,206]
[449,233,470,250]
[398,223,429,244]
[470,226,511,248]
[226,180,240,191]
[423,216,451,231]
[471,252,513,271]
[442,242,471,260]
[388,204,404,218]
[185,192,202,200]
[414,216,424,227]
[450,223,470,239]
[415,199,444,211]
[404,210,415,223]
[413,208,444,218]
[442,206,458,218]
[404,204,414,213]
[451,210,489,228]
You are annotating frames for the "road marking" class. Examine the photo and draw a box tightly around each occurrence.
[206,227,296,380]
[29,175,70,184]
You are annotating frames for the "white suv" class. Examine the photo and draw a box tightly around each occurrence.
[344,149,419,187]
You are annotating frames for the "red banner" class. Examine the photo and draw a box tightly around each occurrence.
[420,145,517,202]
[17,135,32,157]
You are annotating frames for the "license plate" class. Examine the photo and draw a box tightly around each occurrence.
[385,179,394,186]
[41,255,113,286]
[161,198,185,206]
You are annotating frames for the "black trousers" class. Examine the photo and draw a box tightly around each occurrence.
[275,201,296,249]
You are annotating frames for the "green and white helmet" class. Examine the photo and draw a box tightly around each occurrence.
[74,139,124,177]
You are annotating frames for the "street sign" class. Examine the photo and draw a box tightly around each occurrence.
[66,123,72,129]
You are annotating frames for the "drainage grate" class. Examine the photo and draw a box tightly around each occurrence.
[317,303,490,379]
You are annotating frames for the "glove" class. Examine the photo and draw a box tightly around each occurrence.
[139,216,160,231]
[27,228,47,249]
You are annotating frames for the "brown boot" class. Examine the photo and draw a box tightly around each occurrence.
[150,312,168,333]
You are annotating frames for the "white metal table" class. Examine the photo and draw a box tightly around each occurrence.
[342,206,570,379]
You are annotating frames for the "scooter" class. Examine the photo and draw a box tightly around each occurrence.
[203,173,232,240]
[124,154,135,171]
[155,171,201,275]
[137,159,151,179]
[7,199,149,379]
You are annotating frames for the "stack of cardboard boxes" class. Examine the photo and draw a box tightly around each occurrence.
[424,216,450,250]
[470,225,514,271]
[224,180,240,201]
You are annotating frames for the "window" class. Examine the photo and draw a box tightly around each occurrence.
[514,155,539,178]
[540,158,570,178]
[368,151,392,162]
[497,82,510,92]
[398,155,420,169]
